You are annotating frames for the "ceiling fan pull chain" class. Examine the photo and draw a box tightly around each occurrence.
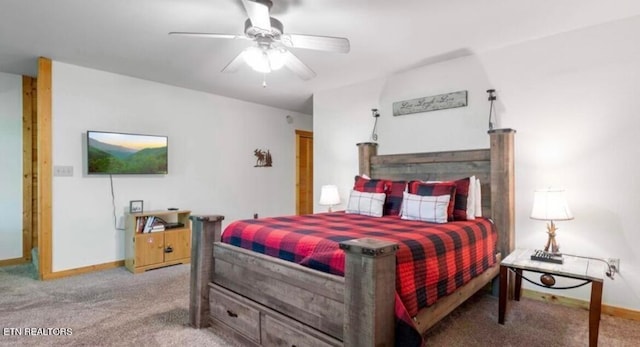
[262,73,267,88]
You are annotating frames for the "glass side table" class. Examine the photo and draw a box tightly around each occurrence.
[498,248,606,347]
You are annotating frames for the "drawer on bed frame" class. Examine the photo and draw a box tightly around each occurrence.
[262,314,340,347]
[209,284,341,347]
[209,285,261,343]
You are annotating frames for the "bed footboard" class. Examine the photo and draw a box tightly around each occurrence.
[189,216,399,346]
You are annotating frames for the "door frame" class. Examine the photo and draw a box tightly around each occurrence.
[295,130,313,215]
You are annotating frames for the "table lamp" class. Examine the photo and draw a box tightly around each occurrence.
[319,185,340,212]
[530,188,573,254]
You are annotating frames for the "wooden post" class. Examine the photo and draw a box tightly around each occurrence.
[37,57,53,280]
[488,128,516,257]
[357,142,378,177]
[189,215,224,328]
[489,128,516,299]
[339,238,398,347]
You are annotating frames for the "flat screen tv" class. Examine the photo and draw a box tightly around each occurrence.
[87,131,168,175]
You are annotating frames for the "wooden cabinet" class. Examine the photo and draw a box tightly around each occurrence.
[125,210,191,273]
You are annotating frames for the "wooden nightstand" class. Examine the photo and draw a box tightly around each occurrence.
[498,248,606,347]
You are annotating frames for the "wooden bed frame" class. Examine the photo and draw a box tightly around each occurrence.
[189,129,515,346]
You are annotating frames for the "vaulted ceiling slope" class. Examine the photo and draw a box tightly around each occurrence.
[2,0,640,114]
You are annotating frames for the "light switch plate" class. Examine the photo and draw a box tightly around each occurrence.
[54,165,74,177]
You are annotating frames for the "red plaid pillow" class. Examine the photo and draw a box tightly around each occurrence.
[354,176,406,216]
[353,175,388,193]
[408,181,457,221]
[452,177,473,221]
[384,180,406,216]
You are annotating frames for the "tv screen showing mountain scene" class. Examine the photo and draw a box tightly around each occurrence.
[87,131,168,174]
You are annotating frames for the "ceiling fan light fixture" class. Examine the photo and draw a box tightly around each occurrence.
[243,46,271,73]
[267,48,285,70]
[243,46,286,73]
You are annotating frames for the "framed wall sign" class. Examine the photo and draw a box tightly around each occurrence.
[393,90,468,116]
[129,200,144,213]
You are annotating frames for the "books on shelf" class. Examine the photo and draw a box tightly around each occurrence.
[135,217,144,233]
[150,224,165,232]
[136,216,173,233]
[144,216,155,233]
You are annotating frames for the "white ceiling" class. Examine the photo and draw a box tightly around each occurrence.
[2,0,640,114]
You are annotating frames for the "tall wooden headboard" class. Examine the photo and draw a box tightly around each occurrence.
[357,129,516,257]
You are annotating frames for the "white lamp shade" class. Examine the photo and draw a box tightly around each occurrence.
[530,188,574,221]
[319,185,340,206]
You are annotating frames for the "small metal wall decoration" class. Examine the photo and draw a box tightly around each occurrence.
[393,90,468,116]
[254,149,273,167]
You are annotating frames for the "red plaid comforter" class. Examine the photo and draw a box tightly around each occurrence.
[221,212,497,317]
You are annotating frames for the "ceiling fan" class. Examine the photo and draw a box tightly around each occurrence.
[169,0,350,81]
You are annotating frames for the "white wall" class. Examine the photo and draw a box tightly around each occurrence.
[0,72,23,261]
[314,17,640,310]
[51,62,311,272]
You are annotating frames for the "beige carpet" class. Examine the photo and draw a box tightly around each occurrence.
[424,288,640,346]
[0,263,241,347]
[1,263,638,346]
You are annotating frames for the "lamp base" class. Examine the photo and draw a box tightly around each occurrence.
[543,221,560,254]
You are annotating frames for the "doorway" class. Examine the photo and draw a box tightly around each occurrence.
[295,130,313,215]
[0,75,36,267]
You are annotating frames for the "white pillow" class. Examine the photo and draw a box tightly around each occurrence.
[400,192,450,224]
[466,176,476,220]
[345,190,386,217]
[475,177,483,217]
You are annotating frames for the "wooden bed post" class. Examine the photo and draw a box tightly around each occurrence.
[488,128,516,257]
[339,238,399,347]
[357,142,378,177]
[189,215,224,328]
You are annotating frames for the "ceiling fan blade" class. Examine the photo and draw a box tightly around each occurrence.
[221,51,246,73]
[169,32,248,40]
[282,50,316,81]
[242,0,271,32]
[280,34,350,53]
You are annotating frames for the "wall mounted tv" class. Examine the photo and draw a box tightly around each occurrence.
[87,131,168,175]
